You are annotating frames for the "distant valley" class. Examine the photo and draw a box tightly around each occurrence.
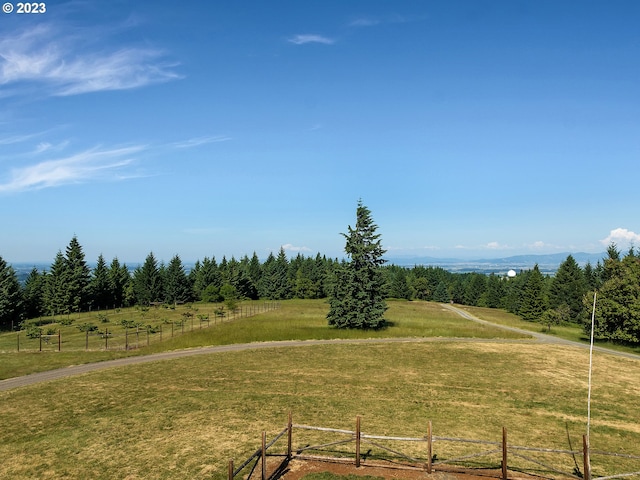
[11,252,606,284]
[386,251,606,276]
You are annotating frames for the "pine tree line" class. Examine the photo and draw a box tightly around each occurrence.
[2,237,639,343]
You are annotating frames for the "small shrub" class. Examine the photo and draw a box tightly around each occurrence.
[77,323,98,333]
[97,313,109,323]
[120,319,136,329]
[25,325,42,339]
[59,316,74,326]
[146,325,161,334]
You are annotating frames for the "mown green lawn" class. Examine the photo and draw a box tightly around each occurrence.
[0,300,527,380]
[1,339,639,479]
[1,300,639,480]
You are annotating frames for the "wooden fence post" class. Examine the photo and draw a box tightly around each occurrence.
[502,427,508,480]
[228,459,234,480]
[583,435,591,480]
[58,330,61,351]
[287,411,293,461]
[262,431,267,480]
[356,416,361,468]
[427,420,433,473]
[17,332,19,352]
[39,333,42,352]
[105,328,108,350]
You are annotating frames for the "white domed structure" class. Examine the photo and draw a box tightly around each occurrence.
[507,269,517,278]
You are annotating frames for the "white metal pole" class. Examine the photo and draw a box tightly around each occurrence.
[587,291,597,445]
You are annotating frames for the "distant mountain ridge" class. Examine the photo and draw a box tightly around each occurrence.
[10,252,606,284]
[387,252,606,275]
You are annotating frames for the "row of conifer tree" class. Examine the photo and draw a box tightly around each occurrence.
[1,237,638,343]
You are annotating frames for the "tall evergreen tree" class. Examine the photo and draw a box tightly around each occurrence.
[548,254,586,323]
[589,252,640,342]
[411,276,431,300]
[108,257,130,308]
[23,267,46,319]
[483,273,505,308]
[258,249,292,300]
[219,256,229,284]
[132,252,163,305]
[450,277,466,304]
[0,256,23,330]
[45,251,71,315]
[519,264,547,322]
[258,252,276,298]
[65,236,91,313]
[603,243,622,282]
[272,247,292,300]
[235,256,259,300]
[294,267,318,299]
[192,256,222,301]
[464,273,486,306]
[433,281,451,303]
[388,266,412,300]
[583,261,600,291]
[164,254,191,304]
[91,254,112,310]
[247,252,262,288]
[311,253,328,298]
[327,201,387,329]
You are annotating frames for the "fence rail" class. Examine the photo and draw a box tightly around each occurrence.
[229,413,640,480]
[11,302,280,352]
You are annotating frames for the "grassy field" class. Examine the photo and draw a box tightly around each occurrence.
[0,300,526,380]
[1,300,639,480]
[459,305,640,355]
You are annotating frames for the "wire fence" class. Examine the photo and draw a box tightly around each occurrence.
[11,302,280,352]
[229,413,640,480]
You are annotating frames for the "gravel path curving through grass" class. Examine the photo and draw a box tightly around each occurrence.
[442,303,640,360]
[2,305,639,392]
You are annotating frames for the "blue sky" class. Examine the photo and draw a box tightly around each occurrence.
[1,0,639,264]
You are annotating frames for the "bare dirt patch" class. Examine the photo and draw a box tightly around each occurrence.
[280,458,552,480]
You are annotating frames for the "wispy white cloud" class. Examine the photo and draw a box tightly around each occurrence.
[282,243,312,253]
[455,242,513,251]
[171,135,231,149]
[0,132,43,145]
[348,18,380,27]
[33,140,70,154]
[348,14,425,28]
[601,228,640,247]
[0,145,146,193]
[0,24,181,97]
[524,240,563,250]
[287,34,335,45]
